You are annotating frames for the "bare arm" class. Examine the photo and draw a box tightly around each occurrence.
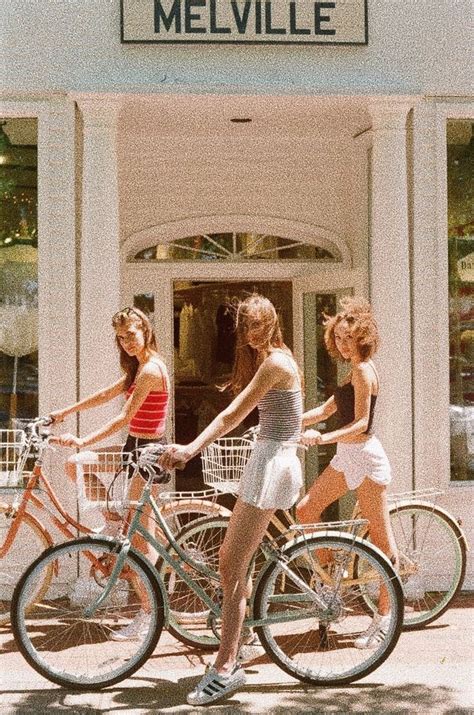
[317,365,373,444]
[52,361,168,448]
[161,354,291,468]
[302,396,337,427]
[50,376,127,422]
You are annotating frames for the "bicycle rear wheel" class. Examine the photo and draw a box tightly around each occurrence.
[253,532,403,686]
[0,509,53,625]
[11,537,164,689]
[389,503,466,629]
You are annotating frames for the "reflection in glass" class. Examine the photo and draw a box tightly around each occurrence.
[0,118,38,427]
[447,120,473,481]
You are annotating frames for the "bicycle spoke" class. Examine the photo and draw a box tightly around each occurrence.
[11,538,164,689]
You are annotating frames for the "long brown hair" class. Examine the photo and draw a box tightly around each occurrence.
[112,307,158,388]
[225,294,292,395]
[324,297,379,361]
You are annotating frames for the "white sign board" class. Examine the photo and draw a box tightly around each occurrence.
[121,0,368,45]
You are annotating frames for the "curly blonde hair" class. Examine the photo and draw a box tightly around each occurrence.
[324,297,379,361]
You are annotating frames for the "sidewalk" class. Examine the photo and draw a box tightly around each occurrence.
[1,594,473,714]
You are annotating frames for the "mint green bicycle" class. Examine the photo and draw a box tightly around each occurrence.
[11,445,404,691]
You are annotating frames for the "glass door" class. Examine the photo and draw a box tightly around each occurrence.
[294,279,359,519]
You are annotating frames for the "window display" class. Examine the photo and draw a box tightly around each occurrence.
[0,118,38,427]
[447,120,473,481]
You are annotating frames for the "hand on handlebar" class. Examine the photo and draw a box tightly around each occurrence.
[49,409,68,424]
[160,444,193,471]
[300,429,323,446]
[49,433,84,448]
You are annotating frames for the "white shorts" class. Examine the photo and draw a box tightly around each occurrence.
[330,436,392,491]
[239,439,303,511]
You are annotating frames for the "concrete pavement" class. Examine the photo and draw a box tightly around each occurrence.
[1,593,473,714]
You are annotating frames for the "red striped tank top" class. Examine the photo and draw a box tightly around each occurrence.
[126,376,169,436]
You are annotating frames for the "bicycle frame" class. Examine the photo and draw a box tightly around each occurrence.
[84,477,373,631]
[0,444,94,561]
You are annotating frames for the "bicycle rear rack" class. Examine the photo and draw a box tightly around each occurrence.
[388,488,444,503]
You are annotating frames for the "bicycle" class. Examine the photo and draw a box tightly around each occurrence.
[157,434,468,647]
[0,417,229,626]
[10,443,404,691]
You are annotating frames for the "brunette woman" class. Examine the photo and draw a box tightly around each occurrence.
[50,306,170,640]
[297,297,398,649]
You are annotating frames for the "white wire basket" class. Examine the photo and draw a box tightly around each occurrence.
[0,429,27,488]
[75,451,131,514]
[201,437,254,493]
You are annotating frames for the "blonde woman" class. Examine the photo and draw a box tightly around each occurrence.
[161,294,303,706]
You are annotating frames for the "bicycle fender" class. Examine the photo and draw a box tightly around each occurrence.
[389,500,470,552]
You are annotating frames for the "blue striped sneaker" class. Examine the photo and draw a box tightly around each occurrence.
[186,664,246,706]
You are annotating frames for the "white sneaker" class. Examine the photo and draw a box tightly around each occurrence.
[109,609,151,641]
[187,664,246,706]
[354,613,391,649]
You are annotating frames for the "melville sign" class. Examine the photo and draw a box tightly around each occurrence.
[121,0,368,45]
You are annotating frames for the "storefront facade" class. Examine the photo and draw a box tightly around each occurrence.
[1,2,473,582]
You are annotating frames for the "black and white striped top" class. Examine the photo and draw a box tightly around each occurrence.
[258,388,303,442]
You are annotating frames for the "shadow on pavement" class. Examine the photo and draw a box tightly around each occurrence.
[3,680,471,714]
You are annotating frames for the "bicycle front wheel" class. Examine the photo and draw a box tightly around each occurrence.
[253,532,403,686]
[11,537,164,690]
[389,503,467,629]
[0,509,53,625]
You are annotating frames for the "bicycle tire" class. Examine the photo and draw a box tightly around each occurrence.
[0,509,53,625]
[388,502,467,629]
[11,537,165,690]
[253,531,404,686]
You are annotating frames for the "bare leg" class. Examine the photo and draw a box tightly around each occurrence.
[296,464,348,524]
[357,478,399,615]
[214,499,273,673]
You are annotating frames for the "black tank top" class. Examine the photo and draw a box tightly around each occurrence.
[333,382,377,434]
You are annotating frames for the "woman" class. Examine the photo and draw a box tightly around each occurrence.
[50,306,170,640]
[296,296,398,649]
[161,294,303,706]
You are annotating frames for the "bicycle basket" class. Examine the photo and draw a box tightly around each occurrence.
[0,429,27,488]
[201,437,254,493]
[75,451,131,514]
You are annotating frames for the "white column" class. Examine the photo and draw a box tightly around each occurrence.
[76,96,122,440]
[368,99,414,493]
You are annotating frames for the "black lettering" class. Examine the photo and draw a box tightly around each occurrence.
[255,1,262,34]
[265,1,286,34]
[185,0,206,33]
[210,0,231,33]
[315,2,336,35]
[231,0,251,34]
[154,0,181,33]
[290,1,310,35]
